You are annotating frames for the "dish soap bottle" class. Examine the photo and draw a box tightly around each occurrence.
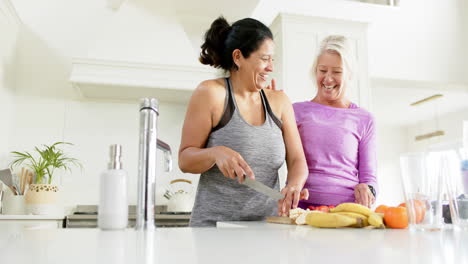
[98,144,128,230]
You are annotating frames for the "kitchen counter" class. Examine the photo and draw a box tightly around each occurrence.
[0,214,65,229]
[0,221,467,264]
[0,215,64,220]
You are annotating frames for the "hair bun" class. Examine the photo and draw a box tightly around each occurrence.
[199,17,231,68]
[199,16,273,71]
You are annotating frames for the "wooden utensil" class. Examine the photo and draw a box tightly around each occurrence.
[266,216,295,225]
[24,170,33,195]
[20,168,25,195]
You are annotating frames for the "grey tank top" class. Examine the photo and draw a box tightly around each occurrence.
[190,78,286,227]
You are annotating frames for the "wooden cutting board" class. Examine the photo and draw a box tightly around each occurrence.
[266,216,295,225]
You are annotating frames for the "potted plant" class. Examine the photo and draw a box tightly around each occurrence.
[10,142,81,215]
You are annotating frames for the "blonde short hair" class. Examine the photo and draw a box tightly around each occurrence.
[311,35,355,92]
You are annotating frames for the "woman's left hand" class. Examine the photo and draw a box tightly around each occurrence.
[278,185,309,216]
[354,183,375,208]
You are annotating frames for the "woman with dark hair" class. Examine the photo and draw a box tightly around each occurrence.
[179,16,308,227]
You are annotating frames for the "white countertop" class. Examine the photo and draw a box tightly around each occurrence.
[0,221,467,264]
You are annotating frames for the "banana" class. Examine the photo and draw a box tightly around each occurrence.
[368,213,385,228]
[329,203,373,217]
[332,212,368,227]
[306,212,359,228]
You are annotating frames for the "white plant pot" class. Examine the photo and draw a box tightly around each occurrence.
[24,184,60,215]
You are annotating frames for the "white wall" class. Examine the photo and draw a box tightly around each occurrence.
[463,0,468,84]
[8,96,194,209]
[375,123,406,206]
[368,0,466,82]
[0,0,19,168]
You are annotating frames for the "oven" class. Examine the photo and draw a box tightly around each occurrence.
[64,205,190,228]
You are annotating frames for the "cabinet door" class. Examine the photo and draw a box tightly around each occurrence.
[271,14,370,108]
[283,31,318,104]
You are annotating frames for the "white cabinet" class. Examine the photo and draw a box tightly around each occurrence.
[270,14,371,109]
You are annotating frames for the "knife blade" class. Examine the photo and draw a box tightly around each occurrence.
[242,176,284,200]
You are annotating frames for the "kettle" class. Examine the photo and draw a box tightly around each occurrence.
[164,179,194,212]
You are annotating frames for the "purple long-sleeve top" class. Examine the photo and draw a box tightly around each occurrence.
[293,101,377,206]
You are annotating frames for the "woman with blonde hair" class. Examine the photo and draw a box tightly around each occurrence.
[293,35,378,209]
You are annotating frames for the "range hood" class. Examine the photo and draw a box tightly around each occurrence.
[70,1,219,103]
[70,59,217,103]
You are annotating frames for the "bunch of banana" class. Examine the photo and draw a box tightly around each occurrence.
[331,211,369,227]
[305,203,385,229]
[306,212,362,228]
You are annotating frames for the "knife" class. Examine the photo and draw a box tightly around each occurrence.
[242,176,284,200]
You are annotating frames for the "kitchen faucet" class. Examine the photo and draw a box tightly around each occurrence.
[136,98,172,230]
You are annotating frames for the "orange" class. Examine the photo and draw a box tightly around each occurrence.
[398,200,426,224]
[375,205,389,214]
[384,206,408,229]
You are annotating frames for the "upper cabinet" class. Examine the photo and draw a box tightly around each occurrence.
[270,14,370,109]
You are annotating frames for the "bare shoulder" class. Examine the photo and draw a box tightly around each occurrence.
[195,78,225,96]
[262,89,291,119]
[191,78,227,103]
[263,89,291,104]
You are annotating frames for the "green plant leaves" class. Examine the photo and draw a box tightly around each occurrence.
[10,142,81,184]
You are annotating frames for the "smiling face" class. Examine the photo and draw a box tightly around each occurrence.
[315,50,345,102]
[235,38,274,90]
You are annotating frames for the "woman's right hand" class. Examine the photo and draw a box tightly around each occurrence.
[211,146,255,183]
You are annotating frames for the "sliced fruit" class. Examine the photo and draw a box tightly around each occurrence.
[316,205,330,213]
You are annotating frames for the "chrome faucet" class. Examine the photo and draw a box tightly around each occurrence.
[136,98,172,230]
